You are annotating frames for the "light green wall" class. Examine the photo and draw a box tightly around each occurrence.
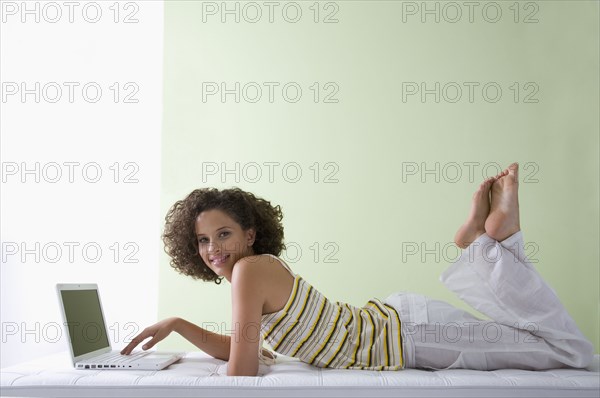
[158,1,599,354]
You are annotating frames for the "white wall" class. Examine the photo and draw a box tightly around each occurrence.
[0,0,163,367]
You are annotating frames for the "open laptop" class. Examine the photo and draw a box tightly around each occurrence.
[57,283,184,370]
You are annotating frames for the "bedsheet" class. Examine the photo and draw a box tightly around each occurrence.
[1,351,599,397]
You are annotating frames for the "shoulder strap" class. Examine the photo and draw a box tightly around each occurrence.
[264,253,295,277]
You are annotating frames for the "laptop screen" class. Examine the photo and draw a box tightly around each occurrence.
[60,289,110,357]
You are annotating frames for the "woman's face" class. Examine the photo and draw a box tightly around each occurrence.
[195,209,255,282]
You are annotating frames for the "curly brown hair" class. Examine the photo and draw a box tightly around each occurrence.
[162,187,286,284]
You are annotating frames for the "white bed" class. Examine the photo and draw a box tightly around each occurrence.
[1,351,599,398]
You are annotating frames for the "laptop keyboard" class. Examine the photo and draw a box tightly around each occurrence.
[83,351,147,364]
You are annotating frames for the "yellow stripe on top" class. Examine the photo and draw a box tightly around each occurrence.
[344,303,361,369]
[366,300,390,366]
[263,275,300,340]
[385,303,404,368]
[290,294,327,358]
[273,285,312,352]
[309,305,341,364]
[324,307,353,368]
[260,256,404,371]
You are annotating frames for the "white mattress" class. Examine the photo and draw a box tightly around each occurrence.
[1,351,599,398]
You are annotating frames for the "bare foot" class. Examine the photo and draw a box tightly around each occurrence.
[484,162,521,242]
[454,177,495,249]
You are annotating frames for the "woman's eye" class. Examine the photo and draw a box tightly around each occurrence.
[198,232,228,244]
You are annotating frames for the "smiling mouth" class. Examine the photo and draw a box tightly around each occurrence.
[210,254,230,266]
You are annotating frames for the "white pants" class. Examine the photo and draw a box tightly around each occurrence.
[385,231,595,371]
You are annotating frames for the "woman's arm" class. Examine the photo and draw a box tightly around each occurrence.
[120,317,231,361]
[173,318,231,361]
[121,258,270,375]
[227,258,267,376]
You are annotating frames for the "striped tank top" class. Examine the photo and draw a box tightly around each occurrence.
[260,254,404,370]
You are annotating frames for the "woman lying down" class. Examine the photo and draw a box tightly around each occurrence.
[121,163,594,376]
